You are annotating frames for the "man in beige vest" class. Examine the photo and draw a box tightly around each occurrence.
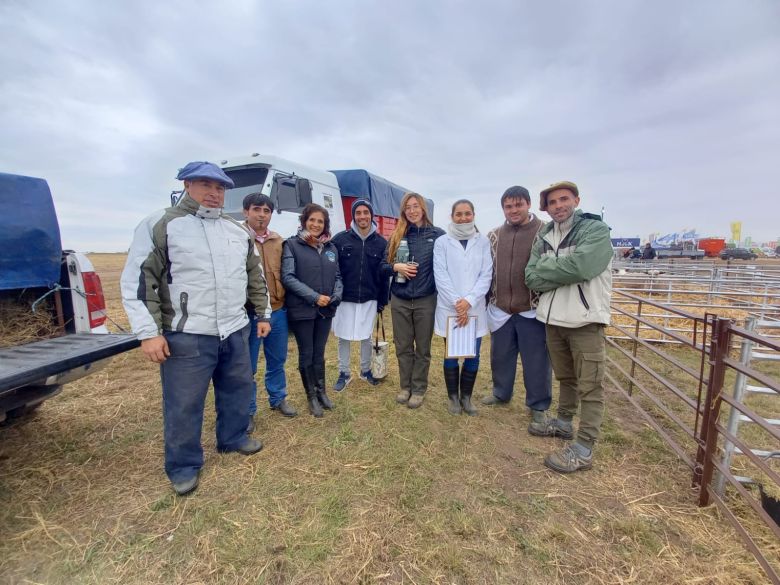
[243,193,297,431]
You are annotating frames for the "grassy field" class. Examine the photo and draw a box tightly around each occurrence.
[0,253,774,584]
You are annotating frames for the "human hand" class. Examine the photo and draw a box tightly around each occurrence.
[455,298,471,316]
[377,305,385,314]
[316,295,331,307]
[456,312,470,327]
[141,335,170,363]
[257,322,272,338]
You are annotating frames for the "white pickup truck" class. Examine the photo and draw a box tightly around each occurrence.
[0,173,138,423]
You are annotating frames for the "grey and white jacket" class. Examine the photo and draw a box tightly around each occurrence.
[121,194,270,341]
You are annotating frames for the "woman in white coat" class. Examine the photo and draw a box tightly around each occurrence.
[433,199,493,416]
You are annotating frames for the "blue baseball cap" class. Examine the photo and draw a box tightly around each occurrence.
[175,161,235,188]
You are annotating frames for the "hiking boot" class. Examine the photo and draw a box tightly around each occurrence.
[396,389,411,404]
[528,416,574,440]
[272,398,298,417]
[234,437,264,456]
[544,443,593,474]
[359,370,380,386]
[444,366,460,415]
[525,409,547,434]
[459,369,478,416]
[246,415,256,434]
[481,394,509,406]
[172,472,200,496]
[334,371,352,392]
[407,393,425,409]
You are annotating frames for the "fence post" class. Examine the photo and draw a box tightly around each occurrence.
[696,317,731,506]
[714,316,755,496]
[628,299,643,396]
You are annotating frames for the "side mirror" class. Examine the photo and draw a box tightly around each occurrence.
[296,179,312,207]
[270,174,313,212]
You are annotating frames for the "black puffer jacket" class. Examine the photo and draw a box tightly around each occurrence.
[281,236,343,320]
[331,228,389,308]
[388,224,445,300]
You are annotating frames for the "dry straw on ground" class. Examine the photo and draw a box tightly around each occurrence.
[0,254,776,584]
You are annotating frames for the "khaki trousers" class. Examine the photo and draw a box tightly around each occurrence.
[545,322,606,448]
[390,293,437,395]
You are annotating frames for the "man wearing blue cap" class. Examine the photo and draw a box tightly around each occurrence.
[121,161,272,496]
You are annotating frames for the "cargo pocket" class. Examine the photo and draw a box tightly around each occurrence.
[163,331,200,359]
[577,351,605,384]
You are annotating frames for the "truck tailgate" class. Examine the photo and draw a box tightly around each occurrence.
[0,334,139,393]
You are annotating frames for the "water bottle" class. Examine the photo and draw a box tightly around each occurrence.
[395,239,409,283]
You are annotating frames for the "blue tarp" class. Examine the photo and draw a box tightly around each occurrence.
[0,173,62,290]
[329,169,434,218]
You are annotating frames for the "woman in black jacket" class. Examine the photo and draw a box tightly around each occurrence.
[281,203,343,417]
[384,192,445,409]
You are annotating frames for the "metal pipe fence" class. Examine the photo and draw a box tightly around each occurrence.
[606,278,780,583]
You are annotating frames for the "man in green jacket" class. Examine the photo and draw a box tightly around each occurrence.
[525,181,613,473]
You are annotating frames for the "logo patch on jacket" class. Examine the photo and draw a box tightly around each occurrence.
[325,250,337,262]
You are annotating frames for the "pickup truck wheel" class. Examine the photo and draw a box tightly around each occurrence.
[0,403,42,427]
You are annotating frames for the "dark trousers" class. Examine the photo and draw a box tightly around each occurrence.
[288,316,333,387]
[390,293,436,395]
[490,314,552,410]
[160,325,252,483]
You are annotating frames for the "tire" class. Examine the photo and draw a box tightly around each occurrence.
[0,402,42,427]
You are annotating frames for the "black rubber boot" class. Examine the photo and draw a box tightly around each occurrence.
[460,369,478,416]
[300,367,323,418]
[444,365,461,415]
[313,367,334,410]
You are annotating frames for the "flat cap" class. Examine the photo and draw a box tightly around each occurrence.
[176,161,235,188]
[539,180,579,211]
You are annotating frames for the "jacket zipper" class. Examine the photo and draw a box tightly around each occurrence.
[358,236,365,303]
[577,284,590,310]
[176,291,189,332]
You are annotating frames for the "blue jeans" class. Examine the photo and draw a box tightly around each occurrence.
[490,314,552,410]
[248,309,289,413]
[444,337,483,372]
[160,325,252,483]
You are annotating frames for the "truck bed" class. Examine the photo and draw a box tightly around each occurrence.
[0,333,139,393]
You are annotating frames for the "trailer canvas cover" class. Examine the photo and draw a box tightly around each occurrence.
[0,173,62,290]
[329,169,434,218]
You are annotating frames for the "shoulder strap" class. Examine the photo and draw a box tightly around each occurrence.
[374,312,386,349]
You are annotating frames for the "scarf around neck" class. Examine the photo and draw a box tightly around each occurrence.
[297,227,330,252]
[448,221,477,240]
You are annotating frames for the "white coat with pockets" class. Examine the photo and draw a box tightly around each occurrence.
[432,232,493,339]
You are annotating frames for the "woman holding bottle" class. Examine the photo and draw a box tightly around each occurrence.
[433,199,493,416]
[385,193,445,409]
[281,203,343,417]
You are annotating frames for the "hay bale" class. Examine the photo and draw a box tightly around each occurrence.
[0,294,60,348]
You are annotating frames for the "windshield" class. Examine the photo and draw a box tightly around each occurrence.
[223,167,270,215]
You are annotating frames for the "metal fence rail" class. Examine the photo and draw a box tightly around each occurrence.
[606,290,780,584]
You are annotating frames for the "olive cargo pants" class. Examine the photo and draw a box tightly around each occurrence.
[545,322,606,448]
[390,293,437,395]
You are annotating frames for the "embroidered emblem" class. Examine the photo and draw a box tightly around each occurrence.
[325,250,336,262]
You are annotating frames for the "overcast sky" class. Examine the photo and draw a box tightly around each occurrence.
[1,0,779,251]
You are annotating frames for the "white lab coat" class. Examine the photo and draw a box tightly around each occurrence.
[433,232,493,338]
